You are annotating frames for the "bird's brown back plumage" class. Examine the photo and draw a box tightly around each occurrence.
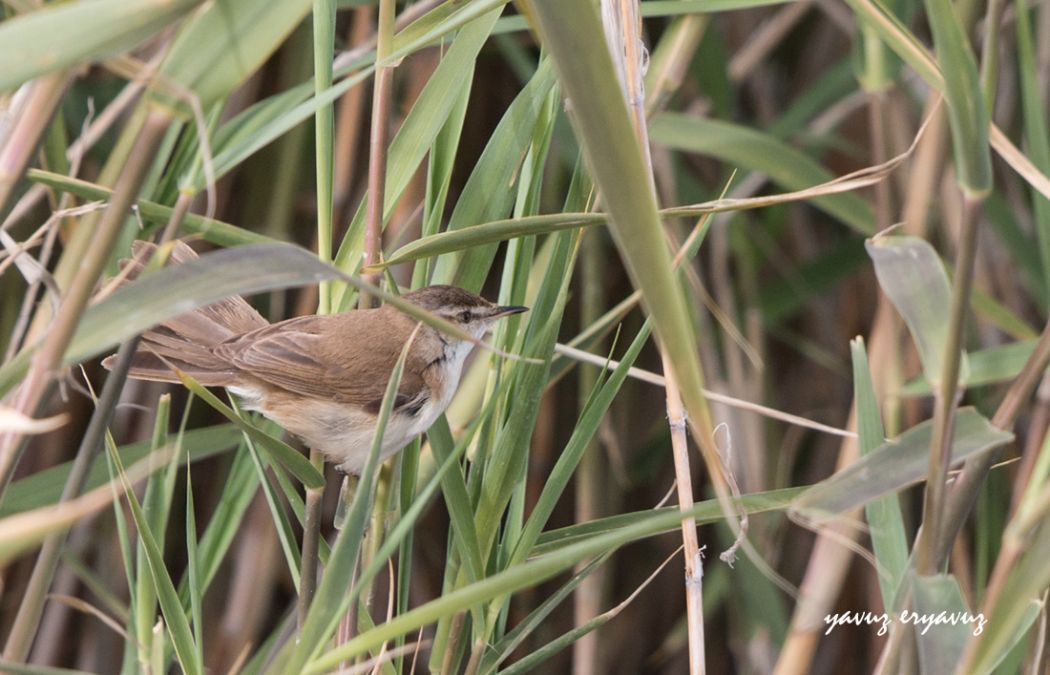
[108,242,435,408]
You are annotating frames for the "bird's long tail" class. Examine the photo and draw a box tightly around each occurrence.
[101,241,269,385]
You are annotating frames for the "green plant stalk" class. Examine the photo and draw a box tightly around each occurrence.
[360,0,396,299]
[977,0,1005,110]
[916,194,982,576]
[299,466,324,631]
[0,108,171,501]
[0,71,69,218]
[573,227,606,675]
[314,0,336,314]
[300,0,338,631]
[936,317,1050,563]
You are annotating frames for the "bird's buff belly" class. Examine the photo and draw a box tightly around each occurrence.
[230,385,443,474]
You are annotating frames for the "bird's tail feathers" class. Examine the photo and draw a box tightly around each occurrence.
[103,240,268,384]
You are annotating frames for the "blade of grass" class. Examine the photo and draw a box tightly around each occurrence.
[105,435,201,675]
[851,338,908,611]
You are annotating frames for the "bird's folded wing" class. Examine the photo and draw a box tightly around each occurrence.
[215,315,427,409]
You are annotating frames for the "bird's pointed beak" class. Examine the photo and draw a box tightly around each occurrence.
[493,305,529,318]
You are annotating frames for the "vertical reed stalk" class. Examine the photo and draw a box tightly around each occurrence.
[573,229,606,675]
[299,0,338,632]
[601,1,706,671]
[915,194,981,574]
[362,0,396,296]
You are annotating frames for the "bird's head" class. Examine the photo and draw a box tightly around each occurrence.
[404,285,528,340]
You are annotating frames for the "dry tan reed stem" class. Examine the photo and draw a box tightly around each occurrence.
[600,0,707,671]
[0,109,170,500]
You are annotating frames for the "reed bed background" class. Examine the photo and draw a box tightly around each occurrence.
[0,0,1048,673]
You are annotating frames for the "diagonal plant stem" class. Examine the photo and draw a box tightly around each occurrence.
[0,72,71,219]
[0,108,171,501]
[934,316,1050,565]
[1,189,190,663]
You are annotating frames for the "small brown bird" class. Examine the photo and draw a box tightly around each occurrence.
[104,241,527,473]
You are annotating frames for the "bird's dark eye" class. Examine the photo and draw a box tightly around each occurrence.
[459,310,473,322]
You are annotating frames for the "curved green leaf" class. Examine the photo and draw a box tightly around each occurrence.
[0,0,201,92]
[152,0,313,111]
[866,235,968,386]
[792,408,1012,521]
[650,113,875,234]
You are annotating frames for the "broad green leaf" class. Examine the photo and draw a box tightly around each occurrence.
[534,487,803,556]
[427,416,484,584]
[493,0,795,36]
[509,321,651,566]
[479,556,609,674]
[0,425,239,518]
[473,230,573,552]
[134,398,175,663]
[901,340,1036,396]
[182,442,258,595]
[650,113,875,234]
[241,428,303,590]
[332,6,504,281]
[428,59,557,291]
[184,468,205,672]
[0,0,201,92]
[202,69,374,191]
[1014,0,1050,301]
[377,213,603,269]
[792,408,1012,521]
[866,235,968,387]
[911,573,972,675]
[851,338,908,611]
[964,593,1042,675]
[152,0,313,112]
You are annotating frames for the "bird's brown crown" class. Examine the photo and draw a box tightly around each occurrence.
[402,285,492,312]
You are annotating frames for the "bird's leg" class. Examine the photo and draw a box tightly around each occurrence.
[298,447,326,630]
